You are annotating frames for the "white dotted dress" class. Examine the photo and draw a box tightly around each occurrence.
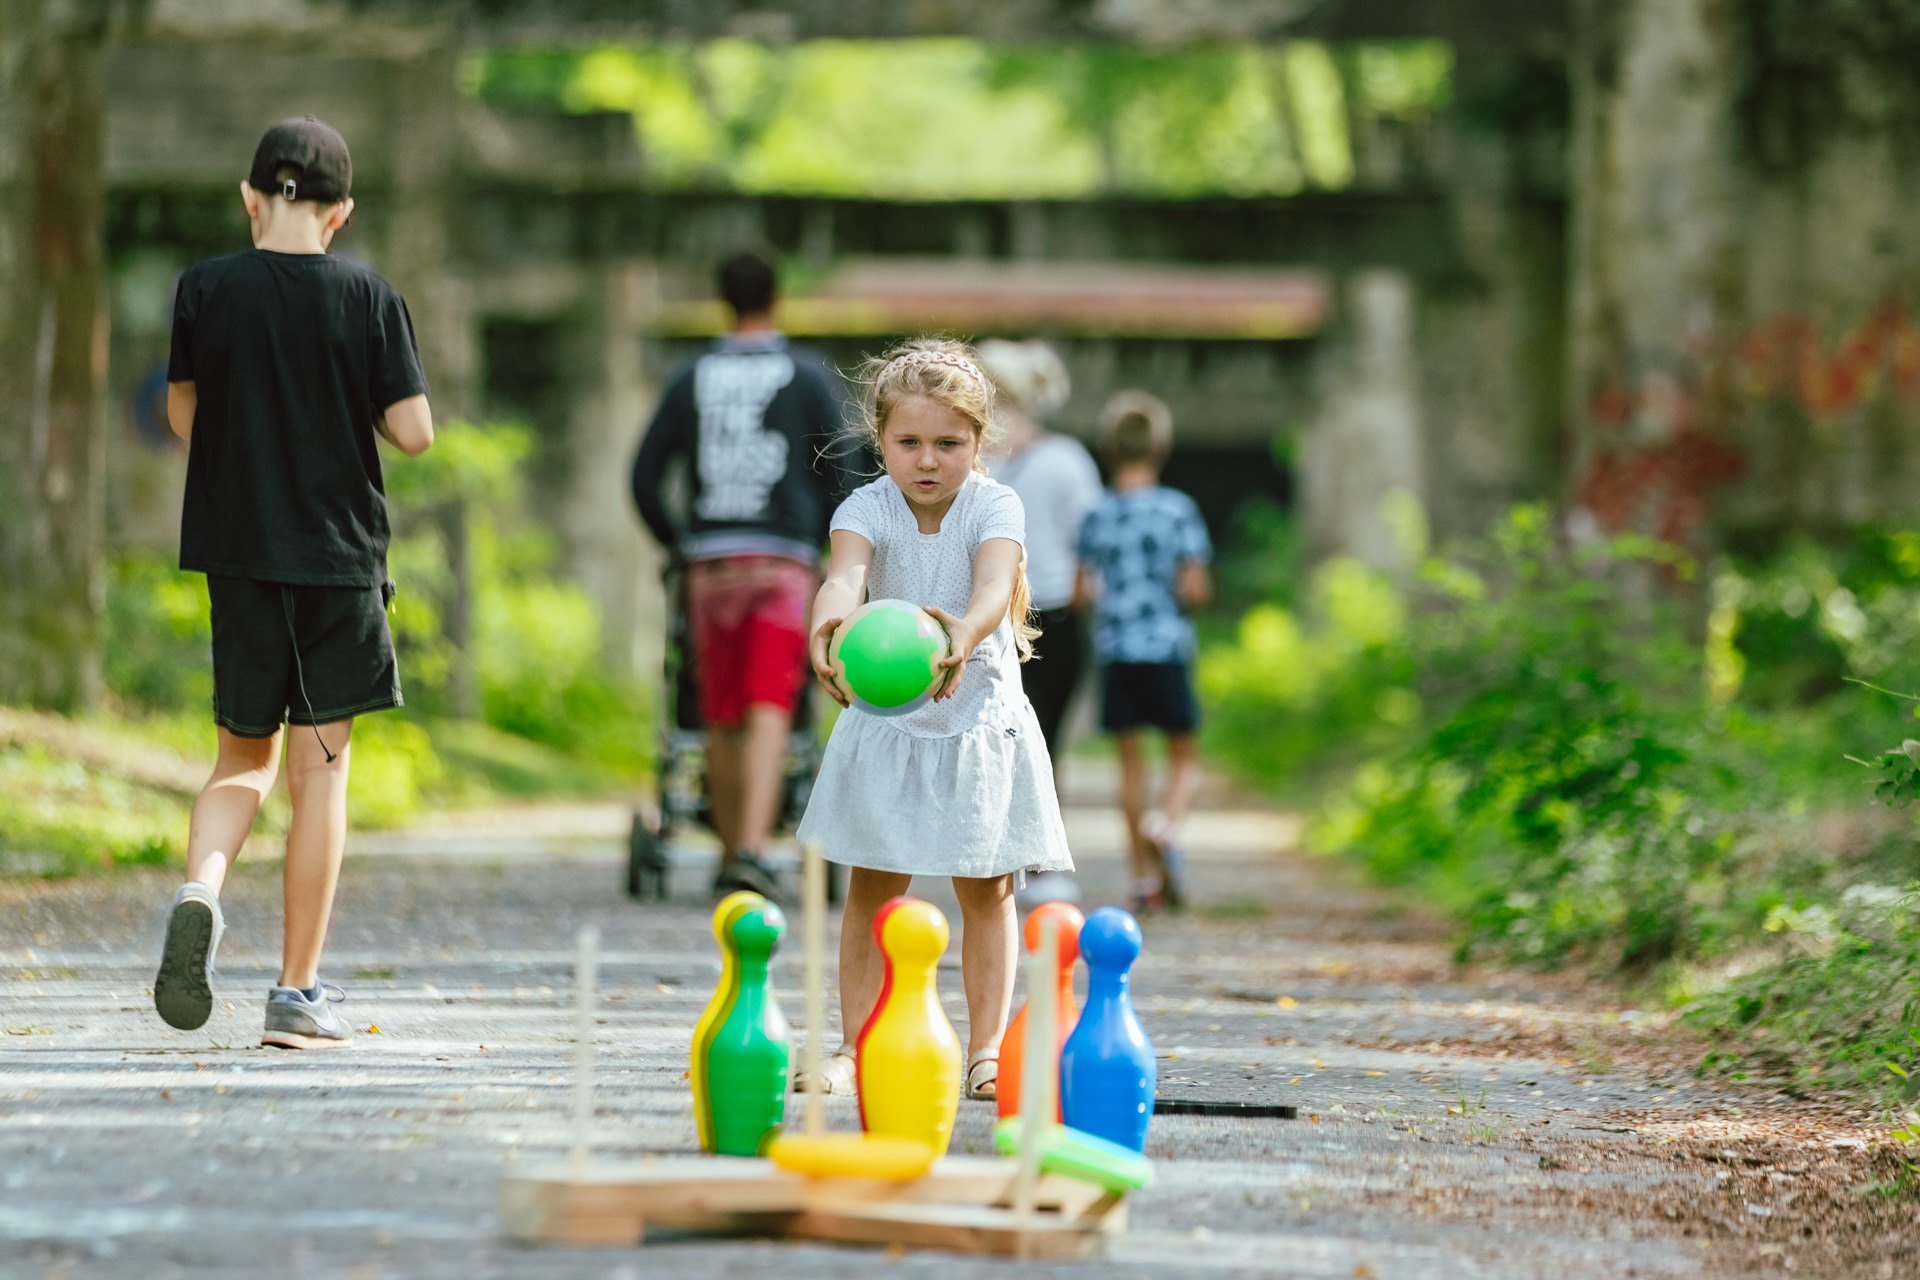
[796,473,1075,879]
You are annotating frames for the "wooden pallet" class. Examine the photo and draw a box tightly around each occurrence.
[499,1154,1125,1256]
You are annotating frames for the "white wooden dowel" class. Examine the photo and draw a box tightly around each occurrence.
[1013,914,1057,1255]
[802,841,827,1136]
[568,924,600,1179]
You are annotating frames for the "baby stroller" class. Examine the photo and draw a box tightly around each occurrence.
[625,566,836,903]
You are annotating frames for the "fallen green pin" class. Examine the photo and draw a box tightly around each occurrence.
[991,1116,1155,1193]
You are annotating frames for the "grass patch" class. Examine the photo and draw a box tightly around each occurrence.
[1197,896,1272,921]
[0,706,642,879]
[425,718,621,799]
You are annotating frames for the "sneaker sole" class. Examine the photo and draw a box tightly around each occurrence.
[260,1029,353,1050]
[153,899,215,1030]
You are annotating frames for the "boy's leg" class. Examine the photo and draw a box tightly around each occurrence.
[838,867,912,1045]
[185,728,284,893]
[1115,730,1158,900]
[705,724,744,858]
[155,728,282,1031]
[279,719,352,991]
[1150,731,1202,908]
[951,874,1017,1061]
[734,702,790,860]
[1161,731,1202,830]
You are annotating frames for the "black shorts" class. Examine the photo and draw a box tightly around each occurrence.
[1099,661,1199,735]
[208,576,402,738]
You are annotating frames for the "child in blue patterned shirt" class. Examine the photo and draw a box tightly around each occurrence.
[1074,391,1213,914]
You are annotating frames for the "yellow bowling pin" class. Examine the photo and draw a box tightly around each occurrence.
[855,896,961,1155]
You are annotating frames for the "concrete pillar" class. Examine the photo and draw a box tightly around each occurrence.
[1302,270,1426,571]
[385,39,477,417]
[1565,0,1734,528]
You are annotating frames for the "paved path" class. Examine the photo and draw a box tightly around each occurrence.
[0,766,1822,1278]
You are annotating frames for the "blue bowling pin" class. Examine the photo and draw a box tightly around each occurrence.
[1059,907,1154,1152]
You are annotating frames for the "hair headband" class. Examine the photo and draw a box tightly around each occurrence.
[880,349,991,397]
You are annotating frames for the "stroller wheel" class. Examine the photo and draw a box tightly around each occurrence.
[626,811,670,901]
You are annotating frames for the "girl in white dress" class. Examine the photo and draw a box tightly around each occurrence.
[795,338,1073,1101]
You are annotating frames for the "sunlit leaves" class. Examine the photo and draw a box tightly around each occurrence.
[467,38,1454,200]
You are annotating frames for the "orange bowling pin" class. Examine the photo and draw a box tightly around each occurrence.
[855,896,961,1154]
[997,901,1083,1122]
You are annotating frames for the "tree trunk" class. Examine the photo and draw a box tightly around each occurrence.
[0,1,110,710]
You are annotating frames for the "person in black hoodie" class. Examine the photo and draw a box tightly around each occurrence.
[632,251,847,896]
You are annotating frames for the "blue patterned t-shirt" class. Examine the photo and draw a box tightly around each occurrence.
[1077,486,1212,664]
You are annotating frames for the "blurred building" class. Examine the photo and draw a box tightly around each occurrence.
[95,17,1565,681]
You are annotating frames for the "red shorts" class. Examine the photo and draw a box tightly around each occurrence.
[684,555,815,727]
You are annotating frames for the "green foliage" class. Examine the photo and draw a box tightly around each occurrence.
[1200,554,1413,790]
[104,555,211,713]
[382,421,652,780]
[1735,0,1920,174]
[472,575,650,776]
[346,717,446,831]
[1203,501,1920,1102]
[0,743,188,875]
[467,39,1453,199]
[1690,884,1920,1097]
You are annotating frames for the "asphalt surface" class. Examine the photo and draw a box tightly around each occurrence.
[1,767,1739,1278]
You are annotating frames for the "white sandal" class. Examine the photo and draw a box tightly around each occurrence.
[792,1046,857,1094]
[965,1049,1000,1101]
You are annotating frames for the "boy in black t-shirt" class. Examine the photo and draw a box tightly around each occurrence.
[154,117,433,1049]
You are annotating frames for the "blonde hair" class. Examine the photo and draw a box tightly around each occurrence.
[854,337,1039,661]
[977,339,1071,419]
[1098,388,1174,465]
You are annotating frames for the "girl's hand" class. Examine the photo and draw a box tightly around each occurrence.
[924,607,978,702]
[810,615,850,708]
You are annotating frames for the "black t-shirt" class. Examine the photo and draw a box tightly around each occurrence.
[630,332,852,560]
[169,249,429,587]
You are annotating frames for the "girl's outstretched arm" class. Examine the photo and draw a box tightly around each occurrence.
[926,537,1022,702]
[809,529,873,707]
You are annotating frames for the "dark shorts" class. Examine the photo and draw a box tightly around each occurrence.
[208,575,402,738]
[1099,661,1199,735]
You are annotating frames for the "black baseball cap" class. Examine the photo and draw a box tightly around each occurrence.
[248,116,352,203]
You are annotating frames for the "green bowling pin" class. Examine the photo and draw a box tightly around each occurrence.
[698,896,791,1155]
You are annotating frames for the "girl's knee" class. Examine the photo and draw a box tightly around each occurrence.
[952,874,1014,911]
[846,868,911,908]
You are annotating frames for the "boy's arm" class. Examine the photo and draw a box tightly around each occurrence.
[1177,560,1213,609]
[377,394,434,457]
[167,382,197,443]
[1072,564,1097,610]
[632,377,693,553]
[1175,497,1214,609]
[809,528,874,707]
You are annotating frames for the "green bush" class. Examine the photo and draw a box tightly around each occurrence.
[347,716,447,830]
[1200,554,1415,791]
[384,421,652,778]
[1690,883,1920,1098]
[104,555,211,713]
[0,742,186,874]
[1201,501,1920,1101]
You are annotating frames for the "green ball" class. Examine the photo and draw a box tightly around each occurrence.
[830,599,951,715]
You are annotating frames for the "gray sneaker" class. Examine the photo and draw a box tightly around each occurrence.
[154,882,224,1030]
[261,982,353,1050]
